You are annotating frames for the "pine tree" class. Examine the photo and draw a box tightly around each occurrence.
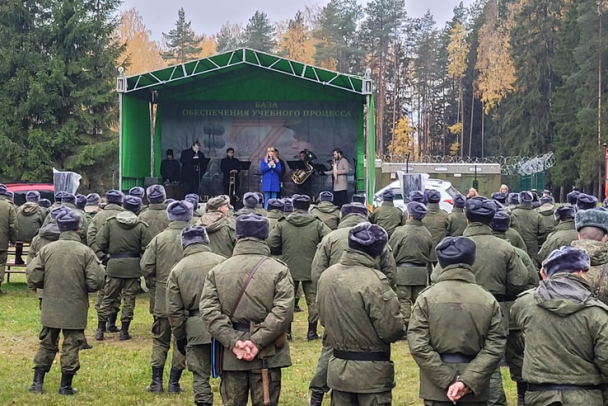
[216,22,243,53]
[161,8,202,64]
[241,11,277,53]
[278,10,315,63]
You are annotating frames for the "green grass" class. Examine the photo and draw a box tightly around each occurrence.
[1,274,517,405]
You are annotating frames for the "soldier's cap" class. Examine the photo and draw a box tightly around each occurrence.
[348,222,388,258]
[76,194,87,210]
[542,246,590,277]
[129,186,145,199]
[267,198,284,211]
[436,237,476,268]
[490,211,511,233]
[409,190,425,203]
[453,194,466,209]
[567,191,580,206]
[6,191,13,200]
[106,189,124,205]
[243,192,258,209]
[62,193,76,206]
[427,189,441,203]
[123,196,142,214]
[146,185,166,204]
[341,203,368,218]
[26,191,40,203]
[181,226,209,249]
[575,209,608,234]
[86,193,101,206]
[164,198,176,205]
[407,202,427,220]
[491,192,507,204]
[50,206,69,221]
[39,199,52,209]
[508,193,519,206]
[167,200,194,223]
[56,208,82,232]
[0,184,7,196]
[352,194,366,204]
[555,206,576,221]
[382,189,394,201]
[55,191,68,202]
[283,198,294,213]
[493,200,505,212]
[465,197,496,225]
[540,196,554,206]
[255,192,264,205]
[519,191,533,204]
[207,195,230,212]
[236,214,269,240]
[185,194,200,209]
[319,191,333,202]
[293,194,311,211]
[577,193,598,211]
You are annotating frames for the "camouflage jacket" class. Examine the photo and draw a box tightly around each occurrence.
[138,203,169,238]
[87,203,124,259]
[267,210,284,230]
[537,205,558,244]
[0,196,17,251]
[28,231,104,329]
[538,220,579,264]
[197,211,236,258]
[318,249,405,393]
[43,203,89,245]
[511,204,547,264]
[409,265,506,402]
[140,221,188,318]
[16,202,45,242]
[236,207,264,217]
[572,239,608,305]
[512,273,608,386]
[26,224,60,293]
[311,201,340,231]
[201,238,294,371]
[389,219,433,286]
[505,228,528,252]
[370,202,404,238]
[422,203,449,262]
[167,244,225,345]
[446,207,467,237]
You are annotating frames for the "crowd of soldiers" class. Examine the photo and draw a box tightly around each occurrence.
[1,180,608,405]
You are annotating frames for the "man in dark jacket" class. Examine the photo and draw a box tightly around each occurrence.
[317,222,405,405]
[96,196,152,341]
[311,191,340,230]
[161,149,181,184]
[28,208,105,395]
[423,190,449,264]
[370,189,404,237]
[181,141,208,195]
[220,148,240,198]
[447,194,467,237]
[409,237,506,406]
[538,206,578,263]
[0,184,17,294]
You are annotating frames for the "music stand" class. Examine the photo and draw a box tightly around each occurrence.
[287,161,307,171]
[314,164,330,174]
[238,161,251,171]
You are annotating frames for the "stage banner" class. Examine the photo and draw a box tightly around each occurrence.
[161,101,359,197]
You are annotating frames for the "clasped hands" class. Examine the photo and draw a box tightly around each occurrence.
[232,340,259,361]
[447,379,471,404]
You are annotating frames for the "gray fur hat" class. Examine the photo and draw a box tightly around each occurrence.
[567,191,580,206]
[56,208,81,231]
[382,189,394,201]
[427,189,441,203]
[0,184,6,196]
[146,185,166,204]
[76,194,87,210]
[542,246,590,277]
[207,195,230,212]
[490,211,511,233]
[577,194,598,211]
[50,206,69,221]
[293,194,311,211]
[555,206,575,221]
[62,193,76,206]
[352,194,366,204]
[106,190,124,205]
[129,187,145,199]
[491,192,507,204]
[407,202,427,220]
[348,222,388,258]
[167,200,194,222]
[236,214,269,240]
[508,193,519,206]
[436,237,476,268]
[283,198,294,213]
[123,196,142,213]
[39,199,52,208]
[519,191,533,204]
[243,192,258,209]
[575,209,608,234]
[341,203,368,217]
[267,198,284,211]
[255,192,265,205]
[86,193,101,206]
[409,190,425,203]
[185,194,200,209]
[319,191,333,202]
[453,194,466,209]
[465,197,496,224]
[181,226,209,249]
[26,191,40,203]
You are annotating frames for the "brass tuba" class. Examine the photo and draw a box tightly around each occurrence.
[292,150,316,185]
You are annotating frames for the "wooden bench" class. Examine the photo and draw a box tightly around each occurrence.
[5,243,30,283]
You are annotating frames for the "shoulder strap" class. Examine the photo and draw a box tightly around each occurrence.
[594,263,608,298]
[228,256,268,319]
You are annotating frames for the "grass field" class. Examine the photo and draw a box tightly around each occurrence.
[1,274,517,405]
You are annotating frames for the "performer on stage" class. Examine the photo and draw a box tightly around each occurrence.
[180,141,207,196]
[296,150,314,199]
[260,147,282,208]
[220,148,240,199]
[275,148,287,198]
[160,149,181,185]
[325,148,350,208]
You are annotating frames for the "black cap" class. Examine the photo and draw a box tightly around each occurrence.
[436,237,476,268]
[465,197,496,224]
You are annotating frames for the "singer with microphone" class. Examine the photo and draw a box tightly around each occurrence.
[324,148,350,208]
[260,147,282,208]
[180,141,208,196]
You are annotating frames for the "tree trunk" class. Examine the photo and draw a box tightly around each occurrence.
[468,91,475,157]
[481,103,485,158]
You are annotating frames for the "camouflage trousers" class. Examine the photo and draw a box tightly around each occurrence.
[0,250,7,283]
[505,330,525,383]
[295,280,318,324]
[148,286,156,315]
[220,368,282,406]
[488,365,507,406]
[98,277,140,323]
[396,284,426,326]
[150,317,186,370]
[309,334,331,393]
[424,401,487,406]
[525,389,603,406]
[34,327,84,374]
[95,277,121,314]
[186,344,213,405]
[331,390,392,405]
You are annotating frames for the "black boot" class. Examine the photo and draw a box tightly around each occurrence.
[80,337,93,350]
[517,382,528,405]
[145,367,164,393]
[294,298,303,313]
[107,312,119,333]
[95,320,105,341]
[28,368,45,393]
[287,323,292,341]
[307,322,320,341]
[167,368,184,393]
[309,391,324,406]
[58,373,77,395]
[119,321,132,341]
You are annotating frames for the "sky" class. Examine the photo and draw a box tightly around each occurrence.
[120,0,475,41]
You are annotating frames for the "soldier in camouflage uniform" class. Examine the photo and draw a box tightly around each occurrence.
[409,237,506,406]
[15,191,46,264]
[236,192,262,217]
[491,192,507,207]
[422,190,449,265]
[511,191,547,267]
[538,206,578,263]
[96,196,152,341]
[27,209,105,395]
[310,191,340,230]
[84,193,101,217]
[0,184,17,294]
[283,198,293,214]
[388,201,433,330]
[537,195,558,244]
[197,195,236,258]
[129,187,147,214]
[507,193,519,211]
[309,203,397,406]
[566,190,580,206]
[317,222,405,405]
[140,200,192,393]
[255,192,269,216]
[268,194,331,341]
[27,220,61,302]
[185,194,201,225]
[447,194,467,237]
[577,193,598,211]
[167,227,225,406]
[43,193,90,244]
[266,198,285,229]
[512,246,608,406]
[201,214,294,406]
[370,189,404,237]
